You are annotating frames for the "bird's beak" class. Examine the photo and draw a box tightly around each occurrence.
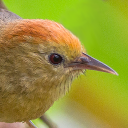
[67,53,118,75]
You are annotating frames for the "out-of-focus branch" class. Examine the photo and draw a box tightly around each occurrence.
[40,115,58,128]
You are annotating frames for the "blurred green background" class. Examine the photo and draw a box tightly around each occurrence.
[3,0,128,127]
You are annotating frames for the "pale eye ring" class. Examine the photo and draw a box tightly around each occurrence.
[49,53,63,65]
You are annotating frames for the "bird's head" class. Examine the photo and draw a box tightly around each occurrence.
[0,19,117,95]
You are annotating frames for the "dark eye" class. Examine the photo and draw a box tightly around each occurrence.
[49,53,63,65]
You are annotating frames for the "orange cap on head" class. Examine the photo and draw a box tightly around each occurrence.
[2,19,82,53]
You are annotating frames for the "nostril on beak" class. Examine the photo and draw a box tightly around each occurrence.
[80,57,90,63]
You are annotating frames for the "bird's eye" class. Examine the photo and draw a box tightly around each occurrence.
[49,53,63,65]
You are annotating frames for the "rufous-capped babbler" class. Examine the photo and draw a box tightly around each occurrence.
[0,1,118,128]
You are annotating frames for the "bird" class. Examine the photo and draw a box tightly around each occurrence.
[0,0,118,128]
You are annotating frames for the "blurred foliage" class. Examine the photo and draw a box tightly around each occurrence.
[3,0,128,127]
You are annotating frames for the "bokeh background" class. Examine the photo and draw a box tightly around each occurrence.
[3,0,128,128]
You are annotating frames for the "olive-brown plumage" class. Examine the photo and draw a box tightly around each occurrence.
[0,7,117,123]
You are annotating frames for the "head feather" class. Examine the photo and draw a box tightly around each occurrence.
[1,19,82,53]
